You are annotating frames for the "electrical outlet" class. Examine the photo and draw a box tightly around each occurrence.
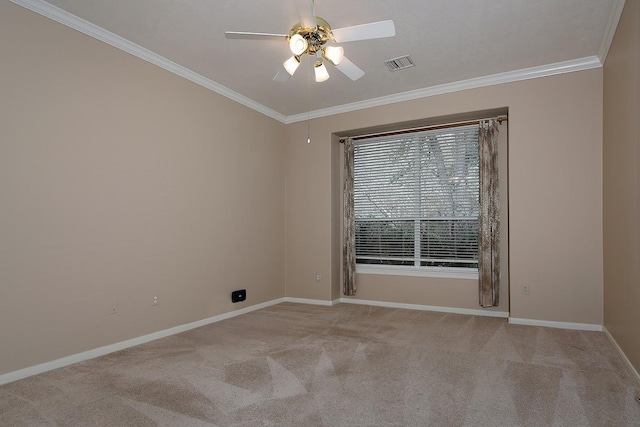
[109,301,118,314]
[152,295,159,306]
[521,284,531,295]
[316,274,321,281]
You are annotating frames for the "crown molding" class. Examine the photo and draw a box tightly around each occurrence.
[12,0,608,125]
[285,56,603,123]
[9,0,288,124]
[598,0,626,64]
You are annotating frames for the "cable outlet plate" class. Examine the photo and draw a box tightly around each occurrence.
[232,289,246,303]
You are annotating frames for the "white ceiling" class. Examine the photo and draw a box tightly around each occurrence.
[13,0,624,123]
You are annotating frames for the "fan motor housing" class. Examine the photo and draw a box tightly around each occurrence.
[288,17,334,53]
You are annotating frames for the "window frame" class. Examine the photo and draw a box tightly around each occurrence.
[356,263,479,280]
[352,124,480,279]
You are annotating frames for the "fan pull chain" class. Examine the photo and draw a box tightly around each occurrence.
[307,55,311,143]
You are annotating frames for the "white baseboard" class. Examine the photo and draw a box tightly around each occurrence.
[338,297,510,318]
[1,296,611,386]
[0,298,285,386]
[0,296,509,385]
[603,326,640,387]
[508,317,602,331]
[283,297,336,306]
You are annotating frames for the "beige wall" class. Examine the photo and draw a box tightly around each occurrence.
[603,0,640,373]
[0,2,286,375]
[1,0,609,378]
[286,69,604,325]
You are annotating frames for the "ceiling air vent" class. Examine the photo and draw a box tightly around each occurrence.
[384,55,415,72]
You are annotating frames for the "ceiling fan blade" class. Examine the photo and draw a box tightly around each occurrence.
[332,20,396,43]
[335,56,365,81]
[297,0,317,29]
[225,31,286,40]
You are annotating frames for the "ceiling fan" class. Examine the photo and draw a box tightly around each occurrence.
[225,0,395,83]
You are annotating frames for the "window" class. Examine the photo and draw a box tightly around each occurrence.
[354,124,479,275]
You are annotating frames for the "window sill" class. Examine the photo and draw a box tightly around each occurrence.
[356,265,478,280]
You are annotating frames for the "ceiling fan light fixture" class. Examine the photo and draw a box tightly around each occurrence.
[226,8,396,85]
[289,33,308,55]
[323,46,344,65]
[283,55,301,75]
[314,61,330,82]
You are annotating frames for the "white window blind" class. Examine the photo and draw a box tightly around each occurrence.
[354,124,479,269]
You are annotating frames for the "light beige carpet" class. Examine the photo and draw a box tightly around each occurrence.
[1,303,639,426]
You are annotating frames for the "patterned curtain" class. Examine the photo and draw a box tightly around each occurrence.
[478,120,500,307]
[343,138,357,296]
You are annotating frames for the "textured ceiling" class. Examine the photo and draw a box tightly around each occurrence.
[14,0,623,122]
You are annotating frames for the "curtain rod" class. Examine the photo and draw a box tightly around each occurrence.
[339,115,508,143]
